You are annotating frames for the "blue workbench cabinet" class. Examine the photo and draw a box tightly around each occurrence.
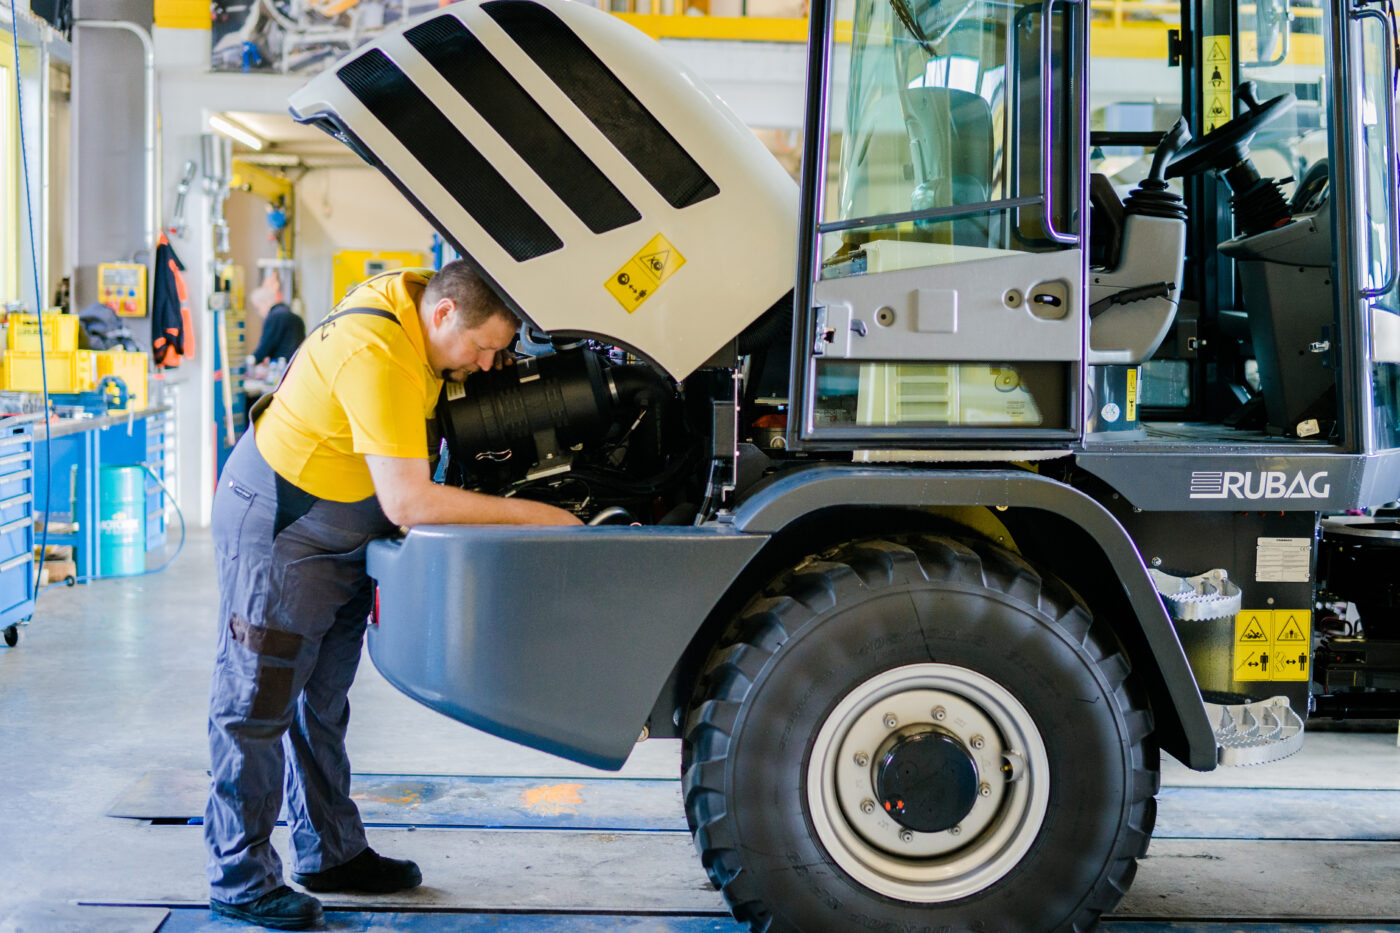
[0,418,37,644]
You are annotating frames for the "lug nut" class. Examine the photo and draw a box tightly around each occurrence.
[854,752,869,767]
[860,798,875,814]
[979,782,991,797]
[970,735,985,750]
[950,824,963,836]
[932,706,946,721]
[900,830,914,843]
[883,713,898,729]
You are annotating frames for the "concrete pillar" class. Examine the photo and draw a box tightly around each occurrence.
[71,0,152,319]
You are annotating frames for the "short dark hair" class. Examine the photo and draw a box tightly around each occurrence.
[422,260,517,330]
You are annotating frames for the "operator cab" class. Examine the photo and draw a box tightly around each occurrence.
[788,0,1400,466]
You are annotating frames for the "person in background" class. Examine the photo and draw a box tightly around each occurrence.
[250,272,306,369]
[253,301,306,367]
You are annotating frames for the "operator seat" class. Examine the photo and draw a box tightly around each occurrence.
[902,86,996,245]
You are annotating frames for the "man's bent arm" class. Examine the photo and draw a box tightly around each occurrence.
[365,455,581,527]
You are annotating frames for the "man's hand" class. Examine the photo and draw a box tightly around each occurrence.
[365,454,581,527]
[491,349,516,371]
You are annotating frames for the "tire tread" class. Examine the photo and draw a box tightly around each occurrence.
[681,534,1158,933]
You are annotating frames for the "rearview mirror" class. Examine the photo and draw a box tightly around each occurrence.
[1251,0,1291,67]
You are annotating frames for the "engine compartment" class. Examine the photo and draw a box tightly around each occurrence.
[437,341,730,526]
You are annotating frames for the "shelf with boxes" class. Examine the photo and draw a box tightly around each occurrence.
[1,312,150,414]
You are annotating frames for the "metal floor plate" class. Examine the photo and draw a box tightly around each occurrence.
[106,771,1400,841]
[107,770,686,831]
[116,910,1400,932]
[0,903,168,933]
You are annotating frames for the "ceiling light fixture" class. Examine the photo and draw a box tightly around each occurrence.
[239,152,302,167]
[209,114,266,151]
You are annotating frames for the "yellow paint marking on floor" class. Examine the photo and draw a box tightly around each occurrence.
[352,789,424,806]
[521,782,586,816]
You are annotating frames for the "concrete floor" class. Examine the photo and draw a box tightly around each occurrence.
[2,528,1400,931]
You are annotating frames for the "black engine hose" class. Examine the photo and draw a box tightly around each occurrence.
[439,348,675,467]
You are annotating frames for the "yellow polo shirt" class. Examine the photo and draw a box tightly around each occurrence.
[255,269,443,502]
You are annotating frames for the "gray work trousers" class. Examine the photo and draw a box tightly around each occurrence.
[205,431,397,903]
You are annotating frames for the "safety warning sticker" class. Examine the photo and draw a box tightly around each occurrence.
[1202,35,1233,133]
[605,233,687,314]
[1233,609,1311,682]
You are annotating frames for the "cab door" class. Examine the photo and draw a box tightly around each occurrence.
[789,0,1088,449]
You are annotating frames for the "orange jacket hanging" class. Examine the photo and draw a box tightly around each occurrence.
[151,233,195,368]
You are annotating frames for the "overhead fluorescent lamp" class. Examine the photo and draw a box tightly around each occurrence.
[239,152,301,167]
[209,114,265,151]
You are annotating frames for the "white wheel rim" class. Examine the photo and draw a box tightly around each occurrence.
[805,663,1051,902]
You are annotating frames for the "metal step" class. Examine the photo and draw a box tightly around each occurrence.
[1206,695,1305,766]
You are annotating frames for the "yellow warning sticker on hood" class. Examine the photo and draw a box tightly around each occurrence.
[605,233,686,313]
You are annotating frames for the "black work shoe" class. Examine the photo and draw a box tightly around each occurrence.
[210,885,324,930]
[291,847,422,894]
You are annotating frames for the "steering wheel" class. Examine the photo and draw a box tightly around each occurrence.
[1166,81,1296,179]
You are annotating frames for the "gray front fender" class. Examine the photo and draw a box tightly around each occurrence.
[366,525,766,770]
[732,466,1218,771]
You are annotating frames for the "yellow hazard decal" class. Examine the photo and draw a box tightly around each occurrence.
[1125,367,1138,422]
[1233,609,1310,682]
[605,233,686,314]
[1202,35,1233,133]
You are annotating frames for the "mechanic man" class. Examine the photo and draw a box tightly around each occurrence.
[206,260,580,930]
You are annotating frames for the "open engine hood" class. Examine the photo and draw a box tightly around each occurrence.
[288,0,799,380]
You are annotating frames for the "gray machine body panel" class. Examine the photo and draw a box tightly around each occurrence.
[812,249,1083,363]
[734,466,1216,770]
[366,525,765,770]
[367,466,1216,772]
[1076,447,1400,512]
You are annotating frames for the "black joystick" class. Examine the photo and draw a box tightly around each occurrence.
[1123,117,1191,222]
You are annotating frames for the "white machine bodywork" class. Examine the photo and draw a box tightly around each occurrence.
[288,0,799,380]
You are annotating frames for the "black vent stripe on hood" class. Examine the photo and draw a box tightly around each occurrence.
[337,49,563,262]
[404,16,641,236]
[483,0,720,210]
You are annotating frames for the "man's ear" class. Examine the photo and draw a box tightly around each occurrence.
[431,298,456,330]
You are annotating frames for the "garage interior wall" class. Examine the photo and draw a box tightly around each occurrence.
[293,167,434,326]
[224,188,281,352]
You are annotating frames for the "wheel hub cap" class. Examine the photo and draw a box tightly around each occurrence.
[875,729,979,833]
[806,664,1051,903]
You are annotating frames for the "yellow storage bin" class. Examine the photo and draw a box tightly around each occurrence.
[94,350,149,411]
[1,350,99,393]
[6,313,81,352]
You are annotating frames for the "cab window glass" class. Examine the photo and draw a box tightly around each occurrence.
[823,0,1072,280]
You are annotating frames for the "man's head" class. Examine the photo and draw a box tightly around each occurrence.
[419,260,520,382]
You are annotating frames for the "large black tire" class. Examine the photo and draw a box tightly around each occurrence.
[682,536,1157,933]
